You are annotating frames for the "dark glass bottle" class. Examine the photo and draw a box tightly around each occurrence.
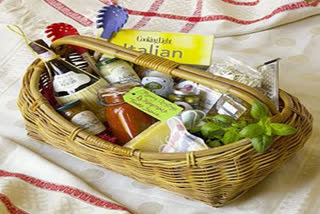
[29,39,96,97]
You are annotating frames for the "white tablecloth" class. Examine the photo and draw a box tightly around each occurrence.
[0,0,319,213]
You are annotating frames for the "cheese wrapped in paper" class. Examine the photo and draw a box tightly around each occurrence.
[123,121,171,152]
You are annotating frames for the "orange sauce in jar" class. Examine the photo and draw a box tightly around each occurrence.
[98,82,156,145]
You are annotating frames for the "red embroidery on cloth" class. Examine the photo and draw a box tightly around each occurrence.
[221,0,260,6]
[180,0,203,33]
[0,193,28,214]
[43,0,93,26]
[46,0,318,27]
[131,0,165,29]
[125,0,319,24]
[0,170,130,212]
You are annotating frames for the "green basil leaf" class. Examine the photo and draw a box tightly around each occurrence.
[204,116,231,128]
[258,117,269,127]
[265,125,272,136]
[212,114,235,124]
[270,123,297,136]
[211,130,225,140]
[251,101,269,120]
[251,135,272,152]
[231,123,240,128]
[231,120,245,128]
[239,120,248,128]
[261,135,272,151]
[189,125,202,133]
[201,122,223,138]
[222,128,240,144]
[204,116,230,128]
[251,136,263,152]
[264,119,272,136]
[207,140,221,148]
[204,116,215,122]
[239,124,265,138]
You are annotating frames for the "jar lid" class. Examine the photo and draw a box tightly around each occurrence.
[96,58,120,67]
[56,99,81,112]
[173,88,197,96]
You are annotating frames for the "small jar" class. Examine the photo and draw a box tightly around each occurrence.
[168,89,200,110]
[141,69,174,97]
[98,82,156,145]
[140,69,172,79]
[56,100,106,135]
[141,76,174,97]
[97,58,141,83]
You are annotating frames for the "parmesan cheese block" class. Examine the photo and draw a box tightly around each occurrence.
[123,121,171,152]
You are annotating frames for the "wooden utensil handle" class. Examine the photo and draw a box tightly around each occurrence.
[81,52,103,77]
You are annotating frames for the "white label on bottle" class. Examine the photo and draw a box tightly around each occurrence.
[53,71,91,92]
[71,111,106,135]
[105,66,140,83]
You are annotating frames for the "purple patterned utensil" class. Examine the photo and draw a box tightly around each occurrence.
[96,5,129,40]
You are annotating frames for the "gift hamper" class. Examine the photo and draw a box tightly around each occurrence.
[18,35,313,207]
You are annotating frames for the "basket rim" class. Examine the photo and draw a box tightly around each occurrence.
[52,35,279,115]
[22,59,298,161]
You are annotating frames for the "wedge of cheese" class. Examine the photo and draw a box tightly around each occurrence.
[123,121,171,152]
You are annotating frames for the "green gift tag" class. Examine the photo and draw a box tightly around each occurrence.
[124,87,183,121]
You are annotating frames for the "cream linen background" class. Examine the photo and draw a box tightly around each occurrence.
[0,0,320,213]
[0,137,131,214]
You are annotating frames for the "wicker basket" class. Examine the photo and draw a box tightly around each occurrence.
[18,35,313,207]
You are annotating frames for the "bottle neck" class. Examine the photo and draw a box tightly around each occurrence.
[45,58,70,75]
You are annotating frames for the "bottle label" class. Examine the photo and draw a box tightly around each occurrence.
[71,111,106,135]
[53,71,91,92]
[101,63,140,83]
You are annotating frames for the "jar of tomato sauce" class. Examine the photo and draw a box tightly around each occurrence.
[98,82,156,145]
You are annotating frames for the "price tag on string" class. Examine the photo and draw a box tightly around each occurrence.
[124,87,183,121]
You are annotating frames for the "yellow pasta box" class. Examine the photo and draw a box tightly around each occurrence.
[107,29,214,65]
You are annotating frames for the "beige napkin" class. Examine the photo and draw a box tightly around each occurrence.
[0,137,131,214]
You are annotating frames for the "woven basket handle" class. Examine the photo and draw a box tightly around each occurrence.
[52,35,279,115]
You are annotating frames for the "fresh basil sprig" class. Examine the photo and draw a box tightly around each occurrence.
[197,114,247,147]
[197,101,297,152]
[239,101,296,152]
